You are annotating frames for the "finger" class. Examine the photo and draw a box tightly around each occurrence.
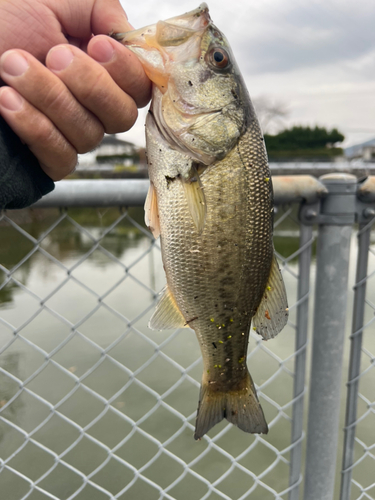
[66,35,93,52]
[46,44,139,134]
[54,0,131,40]
[0,49,104,154]
[91,0,133,36]
[87,35,151,108]
[0,87,77,180]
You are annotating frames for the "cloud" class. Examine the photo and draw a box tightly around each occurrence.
[122,0,375,76]
[119,0,375,147]
[226,0,375,75]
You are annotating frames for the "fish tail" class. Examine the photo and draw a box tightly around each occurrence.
[194,370,268,440]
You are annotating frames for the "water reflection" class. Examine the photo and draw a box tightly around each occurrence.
[0,208,149,305]
[0,206,372,499]
[0,207,302,499]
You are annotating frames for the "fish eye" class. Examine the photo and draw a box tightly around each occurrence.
[208,47,230,69]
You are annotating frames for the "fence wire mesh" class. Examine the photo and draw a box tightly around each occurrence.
[341,219,375,500]
[0,189,373,500]
[0,201,308,500]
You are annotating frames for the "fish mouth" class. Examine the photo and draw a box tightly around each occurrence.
[115,4,244,164]
[157,3,210,34]
[113,5,212,91]
[114,4,210,43]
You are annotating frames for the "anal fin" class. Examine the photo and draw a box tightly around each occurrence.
[252,254,289,340]
[149,285,188,330]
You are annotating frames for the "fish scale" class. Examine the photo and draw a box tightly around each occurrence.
[147,118,274,432]
[116,3,288,439]
[161,122,272,371]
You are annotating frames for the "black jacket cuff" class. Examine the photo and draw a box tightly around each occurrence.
[0,115,55,210]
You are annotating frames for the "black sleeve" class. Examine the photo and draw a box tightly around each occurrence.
[0,115,55,210]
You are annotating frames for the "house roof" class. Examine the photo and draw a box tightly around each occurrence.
[345,138,375,158]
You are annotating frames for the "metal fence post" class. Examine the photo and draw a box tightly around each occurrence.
[303,174,357,500]
[289,223,313,500]
[340,221,372,500]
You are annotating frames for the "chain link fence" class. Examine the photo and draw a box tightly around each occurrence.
[340,216,375,500]
[0,176,374,500]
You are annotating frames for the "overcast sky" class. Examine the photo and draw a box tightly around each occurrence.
[118,0,375,148]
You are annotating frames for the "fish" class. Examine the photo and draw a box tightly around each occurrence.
[114,3,288,440]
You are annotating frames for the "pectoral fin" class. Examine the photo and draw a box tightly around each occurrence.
[252,255,288,340]
[144,182,160,239]
[149,285,188,330]
[181,166,206,234]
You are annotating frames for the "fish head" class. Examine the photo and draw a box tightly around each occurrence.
[117,4,249,165]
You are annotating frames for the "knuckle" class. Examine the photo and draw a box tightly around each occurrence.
[63,155,78,178]
[75,123,104,154]
[104,102,138,134]
[136,87,152,109]
[79,69,107,104]
[125,104,139,129]
[32,115,56,144]
[41,82,70,112]
[50,147,77,181]
[29,116,77,181]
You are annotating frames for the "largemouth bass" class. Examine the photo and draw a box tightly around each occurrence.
[115,3,288,440]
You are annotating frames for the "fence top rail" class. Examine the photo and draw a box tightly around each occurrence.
[32,179,149,208]
[272,176,328,204]
[25,176,332,209]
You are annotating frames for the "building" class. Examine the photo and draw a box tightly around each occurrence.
[77,135,139,167]
[95,134,139,165]
[345,138,375,161]
[75,134,148,178]
[96,134,137,159]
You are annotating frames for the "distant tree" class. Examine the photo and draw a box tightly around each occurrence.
[264,126,345,161]
[252,96,289,134]
[264,126,344,151]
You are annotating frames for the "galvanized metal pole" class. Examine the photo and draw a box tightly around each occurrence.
[29,176,327,209]
[32,179,150,207]
[289,223,313,500]
[303,174,357,500]
[340,221,372,500]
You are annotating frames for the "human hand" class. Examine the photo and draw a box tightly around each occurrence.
[0,0,151,181]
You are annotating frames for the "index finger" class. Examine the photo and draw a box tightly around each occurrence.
[87,35,151,109]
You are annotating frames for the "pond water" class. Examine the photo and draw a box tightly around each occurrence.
[0,207,374,500]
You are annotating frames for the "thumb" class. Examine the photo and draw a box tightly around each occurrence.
[91,0,133,35]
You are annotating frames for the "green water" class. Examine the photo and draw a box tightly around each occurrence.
[0,207,373,500]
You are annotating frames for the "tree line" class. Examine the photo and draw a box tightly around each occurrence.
[263,126,345,161]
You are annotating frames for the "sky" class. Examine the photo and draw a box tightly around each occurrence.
[117,0,375,149]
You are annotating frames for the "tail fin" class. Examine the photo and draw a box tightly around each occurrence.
[194,370,268,440]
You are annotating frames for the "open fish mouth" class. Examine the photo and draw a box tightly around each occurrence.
[114,3,211,47]
[113,4,212,94]
[114,6,245,166]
